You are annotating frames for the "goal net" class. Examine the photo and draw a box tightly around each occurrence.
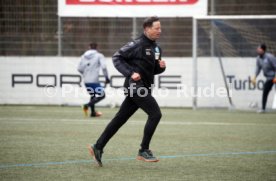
[192,15,276,110]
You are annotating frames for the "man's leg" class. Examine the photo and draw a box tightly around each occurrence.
[130,93,161,162]
[95,96,139,150]
[262,79,274,110]
[89,91,106,105]
[85,94,95,115]
[84,83,105,116]
[83,83,96,117]
[131,94,162,150]
[89,92,105,116]
[90,104,95,115]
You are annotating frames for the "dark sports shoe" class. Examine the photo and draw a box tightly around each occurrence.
[82,105,89,117]
[91,111,103,117]
[87,144,103,167]
[137,149,159,162]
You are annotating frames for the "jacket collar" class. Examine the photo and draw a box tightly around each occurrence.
[141,33,156,44]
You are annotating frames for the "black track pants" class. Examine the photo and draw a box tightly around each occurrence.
[95,93,162,150]
[262,79,274,110]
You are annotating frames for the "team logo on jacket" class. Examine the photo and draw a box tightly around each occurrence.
[145,49,151,56]
[154,47,160,60]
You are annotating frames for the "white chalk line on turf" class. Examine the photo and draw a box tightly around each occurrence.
[0,150,276,169]
[0,117,276,126]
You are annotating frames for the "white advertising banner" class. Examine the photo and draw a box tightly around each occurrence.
[0,57,275,109]
[58,0,208,17]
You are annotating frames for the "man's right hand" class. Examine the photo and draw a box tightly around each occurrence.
[131,72,141,81]
[250,76,256,86]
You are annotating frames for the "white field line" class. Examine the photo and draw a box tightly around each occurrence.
[0,117,275,126]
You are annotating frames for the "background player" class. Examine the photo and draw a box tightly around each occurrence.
[251,44,276,113]
[78,43,110,117]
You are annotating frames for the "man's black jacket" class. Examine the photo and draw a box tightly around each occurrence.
[112,34,166,90]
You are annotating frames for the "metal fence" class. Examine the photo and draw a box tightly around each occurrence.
[1,0,276,57]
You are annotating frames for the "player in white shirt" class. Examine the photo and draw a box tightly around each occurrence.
[78,43,110,117]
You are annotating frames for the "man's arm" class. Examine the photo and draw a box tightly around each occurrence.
[255,58,261,78]
[112,42,137,77]
[77,56,86,74]
[269,56,276,71]
[251,58,261,85]
[154,59,166,74]
[268,55,276,83]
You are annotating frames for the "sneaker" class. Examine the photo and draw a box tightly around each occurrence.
[137,149,159,162]
[87,144,103,167]
[82,105,89,117]
[91,111,102,117]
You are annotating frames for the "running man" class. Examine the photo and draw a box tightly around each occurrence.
[78,43,110,117]
[88,16,166,166]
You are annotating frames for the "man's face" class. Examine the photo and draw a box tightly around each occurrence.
[256,47,264,55]
[145,21,161,41]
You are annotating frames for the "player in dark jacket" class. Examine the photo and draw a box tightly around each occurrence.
[88,16,166,166]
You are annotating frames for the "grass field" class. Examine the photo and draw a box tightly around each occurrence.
[0,106,276,181]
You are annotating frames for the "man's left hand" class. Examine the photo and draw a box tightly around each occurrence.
[159,60,166,68]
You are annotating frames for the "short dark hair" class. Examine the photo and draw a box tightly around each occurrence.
[89,42,97,49]
[143,16,159,29]
[259,43,266,52]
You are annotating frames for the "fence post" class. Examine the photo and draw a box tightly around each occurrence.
[57,16,62,56]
